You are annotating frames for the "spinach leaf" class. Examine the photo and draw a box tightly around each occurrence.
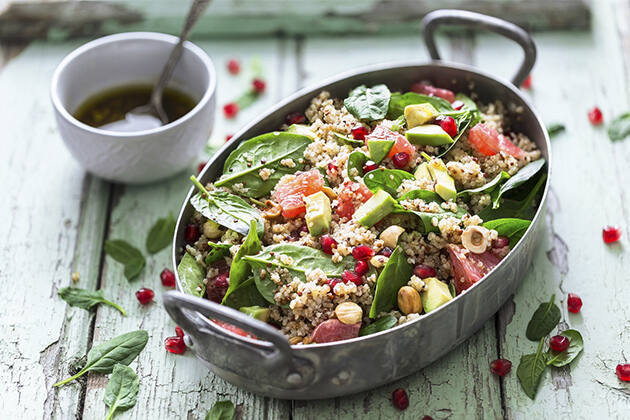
[492,159,545,209]
[608,112,630,141]
[392,202,464,234]
[399,189,443,203]
[547,123,566,137]
[58,287,126,316]
[205,400,235,420]
[222,278,267,309]
[458,171,510,198]
[526,295,561,341]
[517,338,547,399]
[369,246,413,318]
[205,242,231,265]
[482,218,531,248]
[54,330,148,387]
[545,329,584,367]
[222,221,262,305]
[363,168,415,197]
[436,110,480,158]
[104,240,145,281]
[104,364,139,420]
[387,92,452,118]
[214,132,312,197]
[190,177,264,237]
[454,93,478,112]
[332,132,363,147]
[359,314,397,336]
[146,213,176,254]
[344,84,391,121]
[477,173,546,221]
[178,253,206,297]
[390,115,406,131]
[347,151,368,179]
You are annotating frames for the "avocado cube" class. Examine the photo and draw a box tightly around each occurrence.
[239,305,270,322]
[304,191,331,236]
[353,190,397,227]
[421,277,453,313]
[404,103,439,128]
[427,158,457,201]
[287,124,316,140]
[413,162,432,182]
[406,125,454,146]
[367,139,395,163]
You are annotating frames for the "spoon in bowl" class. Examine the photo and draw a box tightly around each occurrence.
[101,0,212,132]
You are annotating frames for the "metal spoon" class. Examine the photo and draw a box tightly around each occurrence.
[101,0,212,132]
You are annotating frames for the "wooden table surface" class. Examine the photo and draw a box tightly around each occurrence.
[2,0,630,418]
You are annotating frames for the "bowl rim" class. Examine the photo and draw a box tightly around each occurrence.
[50,31,216,138]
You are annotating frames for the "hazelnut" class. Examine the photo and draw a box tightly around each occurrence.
[379,225,405,248]
[334,302,363,325]
[461,225,490,254]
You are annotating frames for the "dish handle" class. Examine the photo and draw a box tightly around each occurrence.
[421,9,536,87]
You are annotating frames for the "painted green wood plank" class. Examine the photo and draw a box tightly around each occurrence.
[79,38,293,420]
[0,41,111,418]
[475,0,630,416]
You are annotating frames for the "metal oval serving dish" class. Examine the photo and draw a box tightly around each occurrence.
[164,10,551,400]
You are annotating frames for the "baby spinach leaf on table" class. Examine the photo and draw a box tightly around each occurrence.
[369,246,413,318]
[517,338,547,400]
[546,329,584,367]
[347,151,368,179]
[178,253,206,297]
[363,168,415,197]
[492,159,545,209]
[104,240,145,281]
[608,112,630,141]
[190,177,264,237]
[457,171,510,198]
[477,173,546,221]
[53,330,148,387]
[332,132,364,147]
[146,213,176,254]
[359,314,398,336]
[526,295,561,341]
[387,92,453,118]
[344,84,391,121]
[547,123,566,137]
[205,242,231,265]
[399,189,443,203]
[482,218,531,248]
[104,364,139,420]
[206,400,235,420]
[58,287,126,316]
[222,278,268,309]
[214,132,312,197]
[222,221,262,305]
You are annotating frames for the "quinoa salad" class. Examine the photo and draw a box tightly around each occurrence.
[178,81,546,345]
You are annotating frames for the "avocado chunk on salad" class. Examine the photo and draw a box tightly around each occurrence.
[404,103,439,128]
[406,124,454,146]
[304,191,332,236]
[353,190,397,227]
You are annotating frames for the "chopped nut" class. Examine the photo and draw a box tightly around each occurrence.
[461,225,490,254]
[71,272,80,283]
[289,336,303,345]
[262,200,282,219]
[369,255,389,268]
[203,220,222,239]
[322,186,337,200]
[379,225,405,248]
[397,286,422,315]
[334,302,363,325]
[302,336,313,345]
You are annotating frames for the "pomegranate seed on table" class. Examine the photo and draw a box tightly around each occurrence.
[602,226,621,243]
[286,111,306,125]
[451,100,464,110]
[252,78,266,93]
[549,335,570,352]
[379,247,393,257]
[391,388,409,410]
[521,74,532,89]
[175,325,184,338]
[616,364,630,382]
[351,125,369,140]
[567,293,583,313]
[320,235,338,255]
[164,336,187,354]
[421,417,434,420]
[342,270,363,285]
[135,288,154,305]
[223,102,239,118]
[494,236,510,248]
[184,224,200,243]
[226,134,233,142]
[588,107,603,125]
[363,160,379,173]
[352,245,374,260]
[227,59,240,75]
[434,115,458,137]
[392,152,410,168]
[160,268,176,288]
[413,264,437,279]
[354,260,369,276]
[490,358,512,376]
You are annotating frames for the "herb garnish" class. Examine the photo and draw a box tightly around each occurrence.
[525,294,561,341]
[58,287,126,316]
[517,338,547,399]
[205,400,235,420]
[104,364,139,420]
[545,329,584,367]
[547,123,566,137]
[146,214,176,254]
[104,240,146,281]
[607,112,630,141]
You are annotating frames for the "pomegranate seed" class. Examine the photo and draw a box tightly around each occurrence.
[494,236,510,248]
[567,293,583,313]
[422,417,434,420]
[227,59,240,75]
[164,336,186,354]
[135,288,154,305]
[175,325,184,337]
[588,107,603,125]
[490,358,512,376]
[363,160,379,173]
[160,268,176,288]
[351,125,369,140]
[392,388,409,410]
[379,247,393,257]
[326,278,342,291]
[549,335,570,352]
[602,225,622,244]
[286,112,306,125]
[184,224,200,243]
[197,162,205,174]
[213,272,229,289]
[252,78,266,93]
[320,235,338,255]
[225,134,233,142]
[521,74,532,89]
[355,260,369,276]
[327,162,338,173]
[392,152,410,168]
[352,245,374,261]
[223,102,239,119]
[434,115,458,137]
[342,270,363,285]
[616,364,630,382]
[451,100,464,110]
[414,264,437,279]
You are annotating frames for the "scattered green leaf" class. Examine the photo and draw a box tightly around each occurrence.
[58,287,126,316]
[104,240,145,281]
[608,112,630,141]
[146,213,176,254]
[517,338,547,399]
[546,329,584,367]
[547,123,566,137]
[526,295,561,341]
[205,400,235,420]
[104,364,139,420]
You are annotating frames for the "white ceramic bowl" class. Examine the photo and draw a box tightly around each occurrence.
[51,32,216,184]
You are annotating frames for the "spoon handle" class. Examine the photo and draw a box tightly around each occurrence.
[150,0,213,109]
